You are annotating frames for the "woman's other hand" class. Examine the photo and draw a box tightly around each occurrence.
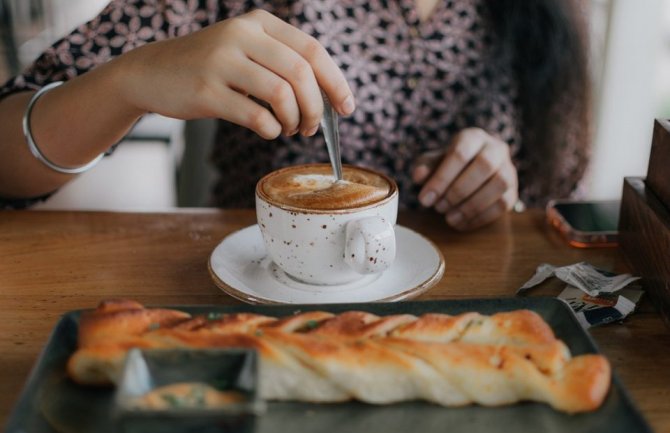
[115,9,354,139]
[411,128,519,231]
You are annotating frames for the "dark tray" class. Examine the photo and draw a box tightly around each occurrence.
[5,297,652,433]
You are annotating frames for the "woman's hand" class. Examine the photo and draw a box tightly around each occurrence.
[412,128,519,231]
[113,9,354,139]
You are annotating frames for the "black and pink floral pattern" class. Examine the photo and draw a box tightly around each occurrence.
[0,0,583,209]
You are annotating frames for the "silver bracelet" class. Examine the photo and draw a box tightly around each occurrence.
[22,81,105,174]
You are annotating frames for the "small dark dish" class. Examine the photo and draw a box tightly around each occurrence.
[4,298,653,433]
[114,348,264,433]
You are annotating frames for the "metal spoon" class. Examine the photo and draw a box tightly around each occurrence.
[320,91,343,181]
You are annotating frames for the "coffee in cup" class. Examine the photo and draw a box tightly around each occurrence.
[255,164,398,286]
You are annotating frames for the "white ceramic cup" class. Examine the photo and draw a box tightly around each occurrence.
[255,165,398,286]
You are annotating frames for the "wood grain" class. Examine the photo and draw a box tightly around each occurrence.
[619,177,670,327]
[647,119,670,209]
[0,209,669,432]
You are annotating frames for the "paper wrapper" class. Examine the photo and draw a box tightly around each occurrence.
[518,262,643,328]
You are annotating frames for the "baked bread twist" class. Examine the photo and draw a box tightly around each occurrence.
[67,299,610,413]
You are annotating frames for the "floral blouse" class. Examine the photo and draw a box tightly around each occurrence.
[0,0,585,209]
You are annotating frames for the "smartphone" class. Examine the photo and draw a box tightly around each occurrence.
[546,199,620,248]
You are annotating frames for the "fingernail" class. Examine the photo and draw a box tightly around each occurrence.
[420,191,437,207]
[435,199,449,213]
[341,95,355,115]
[447,211,463,226]
[303,125,319,136]
[287,128,299,136]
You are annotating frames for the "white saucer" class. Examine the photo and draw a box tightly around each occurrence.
[208,224,445,305]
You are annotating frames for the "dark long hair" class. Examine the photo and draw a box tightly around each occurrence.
[486,0,591,204]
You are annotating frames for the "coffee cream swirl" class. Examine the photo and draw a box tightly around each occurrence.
[260,165,392,210]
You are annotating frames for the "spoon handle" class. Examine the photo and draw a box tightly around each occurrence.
[320,91,343,181]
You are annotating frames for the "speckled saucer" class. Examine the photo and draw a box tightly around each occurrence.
[208,224,445,305]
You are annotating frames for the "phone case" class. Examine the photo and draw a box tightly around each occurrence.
[546,200,619,248]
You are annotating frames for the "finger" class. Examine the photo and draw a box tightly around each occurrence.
[411,149,444,184]
[446,164,517,223]
[434,198,450,214]
[418,129,486,207]
[241,32,322,135]
[208,86,282,139]
[412,165,431,184]
[228,57,301,135]
[247,10,355,116]
[443,139,510,207]
[452,188,517,231]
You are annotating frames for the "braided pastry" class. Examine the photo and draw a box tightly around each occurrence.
[67,299,610,413]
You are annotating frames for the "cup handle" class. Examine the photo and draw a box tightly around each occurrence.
[344,216,396,275]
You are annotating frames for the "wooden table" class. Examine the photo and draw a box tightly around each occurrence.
[1,209,669,431]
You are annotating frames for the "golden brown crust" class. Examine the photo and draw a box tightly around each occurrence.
[390,310,557,345]
[77,300,190,348]
[68,300,611,412]
[552,354,612,412]
[306,311,418,338]
[262,311,334,333]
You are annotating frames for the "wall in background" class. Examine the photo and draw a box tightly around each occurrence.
[2,0,108,72]
[587,0,667,200]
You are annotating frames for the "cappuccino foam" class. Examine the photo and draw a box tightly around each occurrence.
[260,165,392,210]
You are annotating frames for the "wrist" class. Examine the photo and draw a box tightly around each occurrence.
[102,53,150,120]
[23,81,105,174]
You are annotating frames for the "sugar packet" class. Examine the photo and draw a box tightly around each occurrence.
[557,285,644,329]
[518,262,643,328]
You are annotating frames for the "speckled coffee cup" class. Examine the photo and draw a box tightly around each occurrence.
[255,165,398,286]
